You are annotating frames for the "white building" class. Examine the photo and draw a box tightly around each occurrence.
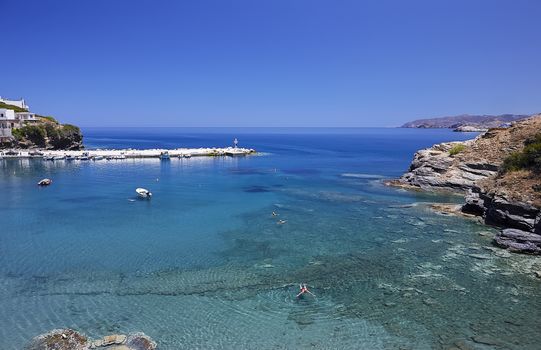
[0,96,29,110]
[0,104,38,141]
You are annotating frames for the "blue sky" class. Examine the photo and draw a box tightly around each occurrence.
[2,0,540,127]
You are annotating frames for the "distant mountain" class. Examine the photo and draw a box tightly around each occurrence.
[401,114,531,129]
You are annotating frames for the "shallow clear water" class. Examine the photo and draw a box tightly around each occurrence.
[1,128,540,349]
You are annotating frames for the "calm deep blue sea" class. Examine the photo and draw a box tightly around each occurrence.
[1,128,540,349]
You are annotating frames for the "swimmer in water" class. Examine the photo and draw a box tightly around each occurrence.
[296,283,315,298]
[272,211,278,216]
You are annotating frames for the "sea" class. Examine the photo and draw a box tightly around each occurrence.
[1,128,540,349]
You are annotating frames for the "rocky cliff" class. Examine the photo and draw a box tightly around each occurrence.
[2,117,83,150]
[390,115,541,254]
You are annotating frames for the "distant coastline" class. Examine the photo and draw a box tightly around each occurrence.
[401,113,531,131]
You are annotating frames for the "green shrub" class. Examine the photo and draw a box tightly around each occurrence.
[0,101,28,113]
[502,133,541,173]
[38,115,59,124]
[49,124,82,149]
[13,125,47,147]
[449,144,466,156]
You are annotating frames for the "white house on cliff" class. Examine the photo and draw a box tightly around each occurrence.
[0,96,38,141]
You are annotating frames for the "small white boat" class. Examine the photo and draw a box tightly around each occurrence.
[44,155,55,161]
[38,178,52,186]
[53,155,66,160]
[113,154,126,160]
[136,188,152,198]
[29,151,44,158]
[159,151,170,160]
[93,155,104,161]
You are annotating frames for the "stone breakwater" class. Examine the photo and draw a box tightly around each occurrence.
[25,329,156,350]
[1,147,256,159]
[387,116,541,255]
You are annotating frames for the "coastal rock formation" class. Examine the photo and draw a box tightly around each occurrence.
[391,115,541,254]
[12,120,83,150]
[392,140,498,192]
[25,329,156,350]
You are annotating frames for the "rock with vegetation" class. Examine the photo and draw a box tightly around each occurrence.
[390,115,541,253]
[10,116,83,150]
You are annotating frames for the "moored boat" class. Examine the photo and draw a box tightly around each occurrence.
[159,151,170,160]
[136,188,152,198]
[38,178,52,186]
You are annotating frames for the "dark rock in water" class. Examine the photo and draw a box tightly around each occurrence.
[494,228,541,254]
[25,329,157,350]
[126,333,158,350]
[471,335,501,346]
[25,329,88,350]
[243,185,271,193]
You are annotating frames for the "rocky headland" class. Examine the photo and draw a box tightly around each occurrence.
[401,113,529,130]
[389,115,541,254]
[8,117,83,150]
[0,99,83,150]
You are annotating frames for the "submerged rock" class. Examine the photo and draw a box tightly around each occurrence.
[25,329,88,350]
[494,228,541,255]
[26,329,156,350]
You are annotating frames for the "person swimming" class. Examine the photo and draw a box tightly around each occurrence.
[296,283,315,298]
[272,211,278,216]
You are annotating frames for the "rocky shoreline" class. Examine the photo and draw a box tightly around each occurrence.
[388,115,541,255]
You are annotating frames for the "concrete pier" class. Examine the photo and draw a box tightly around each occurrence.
[0,147,256,159]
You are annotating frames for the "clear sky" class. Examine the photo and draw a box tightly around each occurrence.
[2,0,540,127]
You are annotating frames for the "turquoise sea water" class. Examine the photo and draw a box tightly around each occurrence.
[1,128,540,349]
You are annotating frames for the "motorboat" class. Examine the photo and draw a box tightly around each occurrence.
[93,155,104,161]
[114,154,127,159]
[78,152,90,160]
[53,155,66,160]
[44,155,55,161]
[29,150,44,158]
[159,151,170,160]
[65,155,74,161]
[136,188,152,198]
[38,178,52,186]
